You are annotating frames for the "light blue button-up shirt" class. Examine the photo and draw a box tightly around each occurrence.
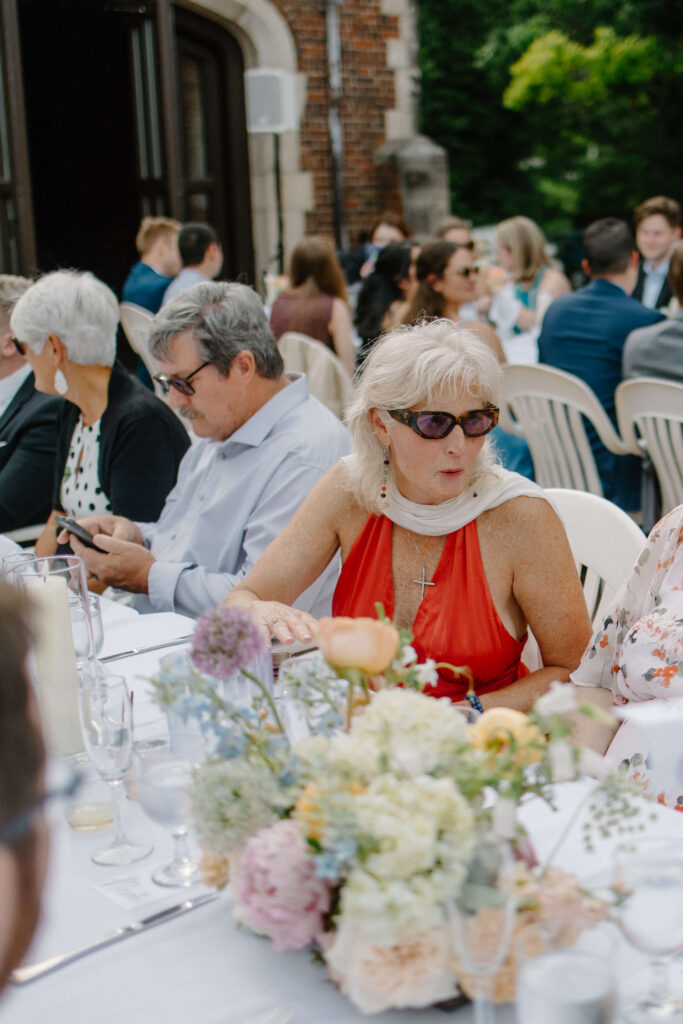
[641,258,669,309]
[134,374,350,617]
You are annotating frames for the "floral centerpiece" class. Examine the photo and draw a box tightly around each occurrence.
[148,607,638,1015]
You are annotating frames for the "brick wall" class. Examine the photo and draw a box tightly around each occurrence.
[270,0,405,246]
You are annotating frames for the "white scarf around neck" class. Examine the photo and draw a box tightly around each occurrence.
[383,465,553,535]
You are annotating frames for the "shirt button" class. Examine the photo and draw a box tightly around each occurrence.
[199,493,205,500]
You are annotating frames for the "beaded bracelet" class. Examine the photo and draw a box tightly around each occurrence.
[466,689,484,714]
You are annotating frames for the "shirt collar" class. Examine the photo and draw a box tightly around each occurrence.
[216,373,309,451]
[643,258,669,277]
[0,363,31,408]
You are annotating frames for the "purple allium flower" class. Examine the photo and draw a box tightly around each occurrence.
[190,607,265,681]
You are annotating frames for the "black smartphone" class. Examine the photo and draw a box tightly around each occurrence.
[54,515,107,553]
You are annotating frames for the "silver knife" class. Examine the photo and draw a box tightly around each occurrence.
[11,891,219,984]
[100,634,194,663]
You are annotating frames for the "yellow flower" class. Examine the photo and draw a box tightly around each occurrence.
[315,617,400,675]
[295,784,327,840]
[468,708,545,765]
[199,849,230,889]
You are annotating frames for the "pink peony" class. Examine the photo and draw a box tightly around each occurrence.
[237,819,331,951]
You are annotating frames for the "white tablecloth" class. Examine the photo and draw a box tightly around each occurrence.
[7,608,683,1023]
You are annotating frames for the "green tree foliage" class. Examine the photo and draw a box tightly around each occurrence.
[417,1,683,231]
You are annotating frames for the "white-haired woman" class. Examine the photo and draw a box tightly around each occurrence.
[224,319,591,710]
[489,216,570,364]
[10,270,190,557]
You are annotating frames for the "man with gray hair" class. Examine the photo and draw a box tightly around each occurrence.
[66,281,350,618]
[0,275,62,532]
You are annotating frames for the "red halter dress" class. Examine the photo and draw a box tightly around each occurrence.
[332,514,529,701]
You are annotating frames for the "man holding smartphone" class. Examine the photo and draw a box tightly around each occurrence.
[63,281,349,619]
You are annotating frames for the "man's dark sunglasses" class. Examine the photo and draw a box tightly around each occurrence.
[388,406,499,439]
[11,337,26,356]
[0,769,80,845]
[153,360,212,396]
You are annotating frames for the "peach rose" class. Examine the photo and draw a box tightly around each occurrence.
[324,922,458,1013]
[468,707,545,765]
[315,617,400,675]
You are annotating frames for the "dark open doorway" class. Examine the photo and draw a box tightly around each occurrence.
[18,0,142,294]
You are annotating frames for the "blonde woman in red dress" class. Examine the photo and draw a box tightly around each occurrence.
[224,319,590,710]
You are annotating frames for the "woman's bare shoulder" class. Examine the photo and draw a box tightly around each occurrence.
[479,495,564,545]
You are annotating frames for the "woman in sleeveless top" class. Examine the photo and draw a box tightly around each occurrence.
[488,216,570,364]
[403,240,505,364]
[224,319,591,710]
[270,236,356,377]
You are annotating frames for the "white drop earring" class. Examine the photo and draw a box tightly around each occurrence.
[54,369,68,395]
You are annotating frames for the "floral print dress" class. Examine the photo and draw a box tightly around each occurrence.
[572,505,683,805]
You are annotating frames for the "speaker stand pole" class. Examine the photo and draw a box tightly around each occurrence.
[274,132,284,275]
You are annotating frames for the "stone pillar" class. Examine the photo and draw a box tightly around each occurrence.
[375,134,450,237]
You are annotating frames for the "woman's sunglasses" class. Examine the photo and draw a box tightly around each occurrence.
[452,266,479,278]
[11,337,26,356]
[388,406,499,439]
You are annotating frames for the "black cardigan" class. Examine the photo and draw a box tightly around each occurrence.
[52,362,190,522]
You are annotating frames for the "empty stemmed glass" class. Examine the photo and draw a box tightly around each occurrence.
[135,731,206,887]
[449,834,517,1024]
[613,837,683,1023]
[78,673,152,866]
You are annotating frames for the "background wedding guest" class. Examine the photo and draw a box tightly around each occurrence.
[161,222,224,306]
[488,216,570,365]
[0,276,62,533]
[122,216,181,315]
[10,270,190,557]
[623,240,683,383]
[571,504,683,761]
[270,235,357,377]
[0,584,47,992]
[434,215,472,246]
[339,210,412,287]
[64,282,349,618]
[632,195,682,310]
[354,241,418,369]
[225,318,591,711]
[403,240,505,363]
[538,218,664,509]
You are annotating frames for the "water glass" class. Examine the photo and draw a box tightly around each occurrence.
[1,550,37,582]
[613,837,683,1023]
[135,730,206,887]
[449,835,516,1024]
[79,673,152,865]
[516,926,616,1024]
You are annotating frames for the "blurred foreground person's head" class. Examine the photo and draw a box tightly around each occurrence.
[0,584,46,991]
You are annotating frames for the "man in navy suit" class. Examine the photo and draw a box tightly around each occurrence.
[0,276,62,532]
[538,218,664,509]
[632,196,681,310]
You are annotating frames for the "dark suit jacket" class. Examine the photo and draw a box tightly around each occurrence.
[538,279,664,509]
[632,259,673,309]
[0,373,63,531]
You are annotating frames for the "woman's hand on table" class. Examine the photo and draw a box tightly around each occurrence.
[223,591,317,647]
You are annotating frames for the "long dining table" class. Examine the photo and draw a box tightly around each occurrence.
[5,600,683,1024]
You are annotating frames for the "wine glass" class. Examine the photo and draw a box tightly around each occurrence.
[449,835,517,1024]
[78,673,152,866]
[613,837,683,1023]
[135,731,206,887]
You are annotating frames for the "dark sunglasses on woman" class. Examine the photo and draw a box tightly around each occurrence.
[388,406,499,439]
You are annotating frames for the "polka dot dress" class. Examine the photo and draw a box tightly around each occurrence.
[60,416,113,517]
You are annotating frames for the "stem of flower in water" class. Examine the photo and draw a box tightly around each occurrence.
[108,779,126,845]
[240,669,287,738]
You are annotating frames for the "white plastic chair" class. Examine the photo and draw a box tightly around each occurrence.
[615,377,683,517]
[522,488,646,671]
[277,332,354,421]
[119,303,163,394]
[499,364,629,495]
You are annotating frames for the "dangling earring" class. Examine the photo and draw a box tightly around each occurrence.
[54,369,68,396]
[380,446,390,500]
